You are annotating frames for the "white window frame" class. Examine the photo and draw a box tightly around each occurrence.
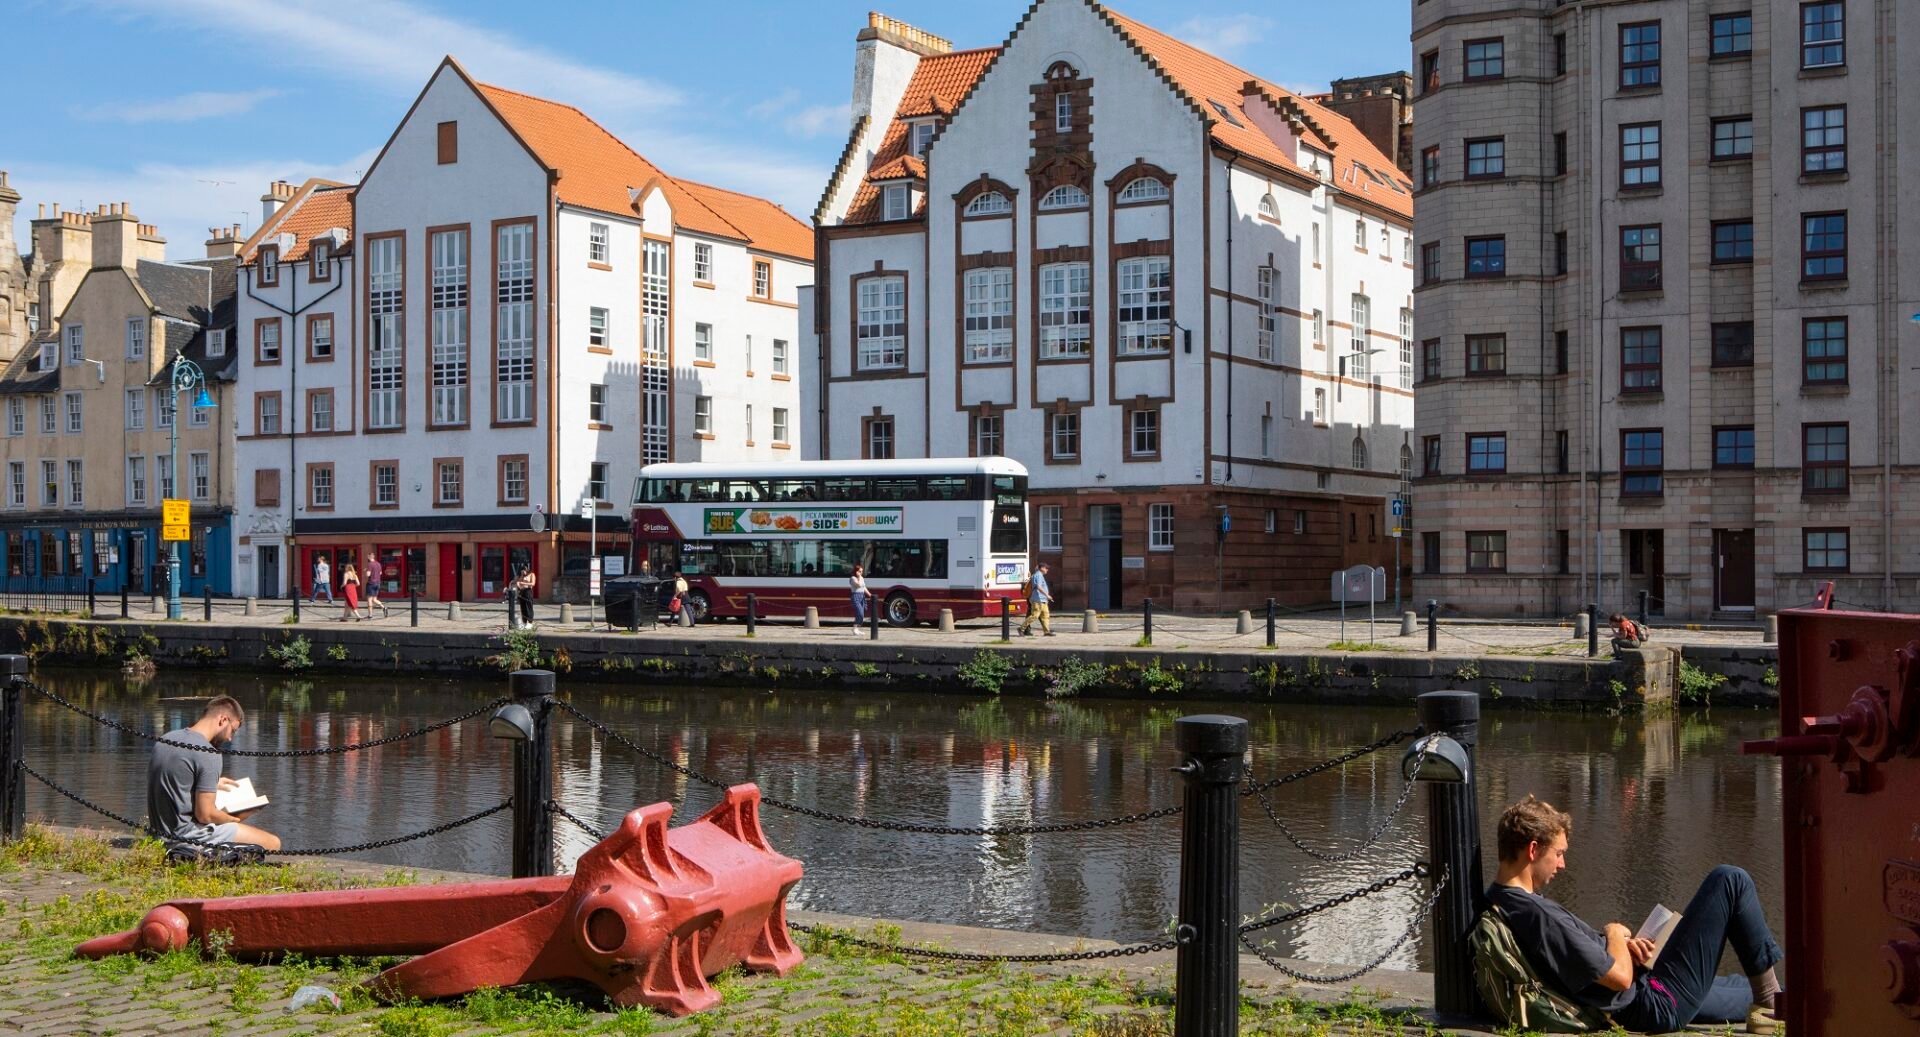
[368,234,404,428]
[856,276,906,370]
[911,120,935,157]
[1256,266,1275,360]
[1055,92,1073,133]
[1256,193,1279,218]
[1399,308,1415,387]
[8,461,25,507]
[694,322,712,361]
[66,459,84,507]
[125,318,144,360]
[867,417,895,459]
[694,395,713,436]
[588,222,610,264]
[40,459,58,506]
[310,465,334,509]
[207,328,227,358]
[430,227,470,426]
[1148,503,1175,550]
[309,318,331,359]
[374,463,399,507]
[64,391,82,434]
[1119,178,1169,202]
[963,192,1011,217]
[311,391,333,433]
[692,242,712,282]
[1039,262,1091,358]
[1313,388,1327,424]
[189,398,210,428]
[1129,408,1160,456]
[38,341,55,371]
[499,459,526,505]
[772,407,789,445]
[772,339,789,375]
[258,394,280,435]
[1352,435,1369,470]
[1117,256,1172,355]
[1038,505,1064,551]
[1050,412,1079,459]
[125,389,145,431]
[1038,185,1089,211]
[753,261,771,299]
[743,404,753,441]
[436,460,462,506]
[41,396,57,434]
[494,223,535,424]
[1349,294,1372,379]
[1355,219,1367,249]
[962,267,1014,363]
[6,399,20,436]
[1261,414,1273,458]
[973,412,1003,456]
[882,185,911,221]
[589,383,607,424]
[588,307,609,349]
[259,320,281,363]
[66,323,84,365]
[190,451,210,501]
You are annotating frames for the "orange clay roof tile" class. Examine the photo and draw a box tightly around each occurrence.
[847,48,999,223]
[673,179,814,261]
[241,180,352,263]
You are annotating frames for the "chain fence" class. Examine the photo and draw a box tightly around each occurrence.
[1239,864,1448,984]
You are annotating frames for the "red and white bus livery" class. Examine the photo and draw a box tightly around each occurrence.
[629,458,1030,624]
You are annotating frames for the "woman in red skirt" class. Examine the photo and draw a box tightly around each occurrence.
[340,566,362,621]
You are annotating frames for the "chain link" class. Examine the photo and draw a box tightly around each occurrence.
[1239,865,1449,985]
[559,699,1184,836]
[1237,863,1429,936]
[547,801,608,840]
[20,760,510,856]
[1250,744,1428,864]
[21,679,508,758]
[788,920,1180,964]
[1240,728,1421,796]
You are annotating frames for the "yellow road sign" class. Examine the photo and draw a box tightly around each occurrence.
[162,499,190,541]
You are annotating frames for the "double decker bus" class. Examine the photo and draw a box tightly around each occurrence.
[629,458,1030,625]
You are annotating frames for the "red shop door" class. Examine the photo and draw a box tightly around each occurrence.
[438,543,461,602]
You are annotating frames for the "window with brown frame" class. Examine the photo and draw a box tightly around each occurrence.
[1421,338,1441,382]
[254,392,281,436]
[1126,407,1160,459]
[306,463,334,511]
[1803,423,1849,495]
[1711,116,1754,160]
[1620,123,1661,187]
[1419,50,1439,93]
[1621,326,1663,392]
[1801,212,1847,281]
[254,318,282,365]
[753,260,771,299]
[305,313,334,361]
[370,461,398,510]
[1464,137,1505,179]
[1420,242,1440,285]
[1620,428,1664,496]
[1619,21,1661,88]
[1463,38,1504,81]
[1804,528,1849,572]
[498,455,528,506]
[1421,146,1439,188]
[437,121,457,164]
[1466,433,1507,473]
[1712,322,1755,368]
[1466,531,1507,572]
[1711,220,1754,264]
[1803,106,1846,173]
[257,246,279,288]
[253,469,279,509]
[1801,2,1844,68]
[1803,317,1847,384]
[1464,236,1505,278]
[309,240,330,281]
[864,416,895,460]
[434,458,463,508]
[1713,426,1756,469]
[1048,412,1080,461]
[1466,334,1506,376]
[1422,435,1441,476]
[1620,224,1662,290]
[308,389,334,433]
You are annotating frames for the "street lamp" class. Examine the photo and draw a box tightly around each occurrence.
[166,355,214,620]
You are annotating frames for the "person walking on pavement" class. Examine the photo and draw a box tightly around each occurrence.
[339,566,361,622]
[672,570,694,625]
[362,557,390,620]
[848,564,871,632]
[311,557,333,604]
[1021,562,1055,637]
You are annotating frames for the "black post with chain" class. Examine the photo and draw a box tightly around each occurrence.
[1143,599,1154,646]
[0,655,25,842]
[121,583,129,620]
[1417,690,1487,1022]
[1173,714,1246,1037]
[1588,602,1600,658]
[508,669,556,879]
[1266,597,1276,647]
[410,584,419,628]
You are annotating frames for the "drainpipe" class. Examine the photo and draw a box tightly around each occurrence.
[1224,154,1237,486]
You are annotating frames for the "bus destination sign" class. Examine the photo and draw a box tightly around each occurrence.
[704,507,904,535]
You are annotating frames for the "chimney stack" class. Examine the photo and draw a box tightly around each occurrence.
[204,225,243,259]
[260,180,297,225]
[0,171,20,267]
[89,201,143,270]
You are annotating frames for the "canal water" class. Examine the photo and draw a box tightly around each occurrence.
[18,670,1784,972]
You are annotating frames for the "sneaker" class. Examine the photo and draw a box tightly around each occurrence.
[1044,632,1056,637]
[1747,997,1782,1035]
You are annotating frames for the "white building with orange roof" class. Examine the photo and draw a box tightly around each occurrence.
[807,6,1416,611]
[230,57,813,604]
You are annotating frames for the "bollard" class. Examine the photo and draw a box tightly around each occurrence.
[86,575,96,618]
[291,590,300,623]
[558,603,574,625]
[1001,597,1012,641]
[1083,609,1099,634]
[505,591,520,632]
[803,606,819,629]
[0,654,26,842]
[1235,610,1251,635]
[747,593,758,637]
[244,597,257,617]
[937,608,953,632]
[1400,611,1416,637]
[203,585,212,622]
[1763,613,1777,643]
[869,595,879,640]
[1637,589,1649,627]
[151,595,162,616]
[120,584,129,620]
[1417,690,1487,1022]
[1587,602,1600,658]
[680,602,695,629]
[1173,714,1248,1037]
[410,585,419,628]
[1573,612,1590,638]
[1143,598,1154,646]
[1427,599,1438,653]
[506,669,556,879]
[447,601,461,622]
[1265,598,1276,648]
[628,589,640,633]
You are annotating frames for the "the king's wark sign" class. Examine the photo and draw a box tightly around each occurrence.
[703,507,904,535]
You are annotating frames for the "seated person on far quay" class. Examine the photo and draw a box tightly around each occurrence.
[1608,613,1648,656]
[1489,796,1781,1034]
[147,695,281,852]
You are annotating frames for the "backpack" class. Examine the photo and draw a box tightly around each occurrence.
[1470,905,1613,1033]
[1019,576,1033,600]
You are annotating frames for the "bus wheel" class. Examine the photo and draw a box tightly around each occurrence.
[685,589,711,622]
[884,590,916,627]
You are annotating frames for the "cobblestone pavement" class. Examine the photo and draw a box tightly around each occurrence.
[14,590,1773,658]
[0,835,1749,1037]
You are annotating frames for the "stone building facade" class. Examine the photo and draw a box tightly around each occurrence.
[0,173,41,362]
[1411,0,1920,619]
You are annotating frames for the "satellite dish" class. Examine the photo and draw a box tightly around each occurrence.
[529,508,546,533]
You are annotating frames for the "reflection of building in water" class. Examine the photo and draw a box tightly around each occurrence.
[552,715,606,871]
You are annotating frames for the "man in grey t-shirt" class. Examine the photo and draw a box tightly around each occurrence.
[147,695,280,851]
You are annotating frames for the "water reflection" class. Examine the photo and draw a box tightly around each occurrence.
[20,670,1783,970]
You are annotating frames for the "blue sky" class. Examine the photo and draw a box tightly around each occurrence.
[8,0,1412,254]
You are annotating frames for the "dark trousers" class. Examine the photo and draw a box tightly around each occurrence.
[517,590,533,624]
[1615,865,1783,1031]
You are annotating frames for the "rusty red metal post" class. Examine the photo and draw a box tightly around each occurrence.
[505,669,556,879]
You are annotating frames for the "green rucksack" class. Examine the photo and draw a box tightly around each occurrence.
[1471,904,1614,1033]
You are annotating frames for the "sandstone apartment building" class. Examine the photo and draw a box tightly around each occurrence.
[806,5,1416,611]
[229,58,813,603]
[1411,0,1920,619]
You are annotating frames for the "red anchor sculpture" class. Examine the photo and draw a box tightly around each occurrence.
[76,785,803,1016]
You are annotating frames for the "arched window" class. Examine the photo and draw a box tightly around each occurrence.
[1257,193,1279,219]
[963,191,1012,217]
[1038,184,1089,211]
[1353,436,1369,470]
[1119,177,1169,202]
[1400,444,1414,482]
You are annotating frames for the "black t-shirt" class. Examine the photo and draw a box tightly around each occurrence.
[1486,883,1640,1014]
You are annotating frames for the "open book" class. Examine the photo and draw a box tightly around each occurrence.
[1635,903,1683,967]
[215,777,269,815]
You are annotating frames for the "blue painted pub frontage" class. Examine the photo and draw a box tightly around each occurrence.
[0,511,232,599]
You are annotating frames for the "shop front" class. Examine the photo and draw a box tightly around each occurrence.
[289,516,562,603]
[0,513,232,599]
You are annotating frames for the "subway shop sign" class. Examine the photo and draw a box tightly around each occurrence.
[703,507,904,535]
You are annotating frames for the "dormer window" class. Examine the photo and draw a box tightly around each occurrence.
[1118,178,1169,203]
[207,329,227,359]
[310,240,329,279]
[38,341,55,371]
[1055,92,1072,133]
[258,246,279,287]
[1038,184,1089,211]
[910,121,936,158]
[1302,148,1331,178]
[963,191,1011,217]
[882,184,912,221]
[1257,193,1280,219]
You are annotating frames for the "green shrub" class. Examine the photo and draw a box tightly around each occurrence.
[956,649,1014,694]
[1046,656,1110,698]
[1676,659,1728,705]
[264,635,313,672]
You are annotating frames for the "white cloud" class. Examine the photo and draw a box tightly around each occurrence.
[783,103,851,139]
[71,88,281,124]
[615,126,828,219]
[1172,13,1272,58]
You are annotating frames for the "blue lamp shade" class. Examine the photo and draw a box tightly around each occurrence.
[192,388,215,409]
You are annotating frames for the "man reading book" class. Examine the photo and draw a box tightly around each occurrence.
[146,696,281,852]
[1489,795,1781,1034]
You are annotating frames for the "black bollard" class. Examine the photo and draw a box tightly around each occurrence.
[292,587,301,623]
[1637,589,1649,627]
[410,584,419,628]
[120,583,129,620]
[1143,598,1154,646]
[1265,597,1276,648]
[0,655,27,842]
[1001,596,1012,641]
[86,574,96,618]
[629,588,640,632]
[1588,602,1600,658]
[1427,598,1439,652]
[868,593,879,641]
[507,669,556,878]
[203,584,212,622]
[747,593,757,637]
[1172,714,1248,1037]
[1417,690,1487,1022]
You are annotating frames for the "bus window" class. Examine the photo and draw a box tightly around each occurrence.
[925,475,969,500]
[871,477,918,501]
[991,505,1027,553]
[823,477,868,501]
[990,474,1025,505]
